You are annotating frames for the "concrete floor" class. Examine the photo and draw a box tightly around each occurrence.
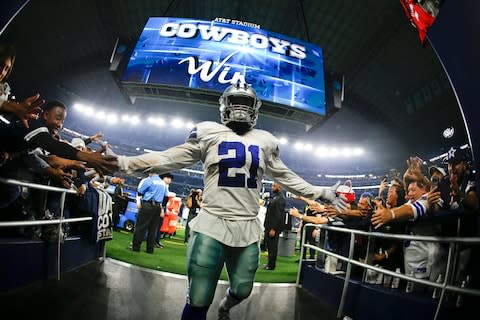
[0,258,338,320]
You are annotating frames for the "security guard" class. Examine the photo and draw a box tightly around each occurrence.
[131,171,169,253]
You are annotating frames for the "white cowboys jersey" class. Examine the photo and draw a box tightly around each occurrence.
[118,121,329,246]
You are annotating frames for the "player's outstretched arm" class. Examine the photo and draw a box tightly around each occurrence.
[117,141,201,174]
[265,153,347,212]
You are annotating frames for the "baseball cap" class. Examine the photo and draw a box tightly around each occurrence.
[71,137,86,149]
[443,147,471,164]
[429,165,446,177]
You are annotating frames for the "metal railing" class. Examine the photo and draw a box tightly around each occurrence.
[296,223,480,320]
[0,177,93,281]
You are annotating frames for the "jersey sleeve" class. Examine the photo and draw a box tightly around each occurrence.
[409,196,428,220]
[24,127,78,159]
[117,138,201,174]
[264,139,327,199]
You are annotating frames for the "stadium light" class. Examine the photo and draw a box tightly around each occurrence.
[315,146,327,157]
[73,103,85,111]
[353,147,364,155]
[155,118,166,126]
[84,106,94,116]
[147,117,156,124]
[172,118,183,128]
[96,111,106,120]
[341,148,352,157]
[294,142,304,150]
[130,115,140,125]
[278,137,288,145]
[106,113,118,124]
[329,148,339,157]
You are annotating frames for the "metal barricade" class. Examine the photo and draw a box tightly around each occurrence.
[296,223,480,320]
[0,177,93,281]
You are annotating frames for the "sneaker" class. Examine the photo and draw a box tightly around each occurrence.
[218,307,230,320]
[155,243,164,248]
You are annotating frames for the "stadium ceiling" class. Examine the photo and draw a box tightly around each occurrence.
[3,0,467,157]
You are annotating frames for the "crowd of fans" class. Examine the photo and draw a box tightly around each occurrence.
[289,150,478,298]
[0,42,117,241]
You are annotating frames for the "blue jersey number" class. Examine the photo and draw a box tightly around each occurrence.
[218,142,259,188]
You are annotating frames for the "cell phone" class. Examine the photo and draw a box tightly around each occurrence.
[431,176,440,188]
[366,197,375,210]
[373,197,386,210]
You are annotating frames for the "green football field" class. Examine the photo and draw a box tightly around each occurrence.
[106,228,302,283]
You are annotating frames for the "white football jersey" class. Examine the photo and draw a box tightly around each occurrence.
[118,121,330,246]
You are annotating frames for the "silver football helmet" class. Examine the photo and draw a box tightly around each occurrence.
[219,82,262,128]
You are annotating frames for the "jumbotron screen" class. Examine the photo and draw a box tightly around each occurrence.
[122,17,326,116]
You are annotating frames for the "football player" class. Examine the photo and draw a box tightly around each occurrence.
[116,82,347,320]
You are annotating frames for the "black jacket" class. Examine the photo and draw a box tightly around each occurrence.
[264,192,286,232]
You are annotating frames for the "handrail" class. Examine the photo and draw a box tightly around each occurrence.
[0,217,92,227]
[0,177,77,194]
[296,223,480,320]
[0,177,94,281]
[310,223,480,244]
[302,243,480,296]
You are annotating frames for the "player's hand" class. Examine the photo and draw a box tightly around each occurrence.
[310,201,325,213]
[326,181,342,201]
[77,148,118,175]
[324,205,338,217]
[331,193,348,213]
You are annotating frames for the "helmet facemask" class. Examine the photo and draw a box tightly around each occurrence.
[219,82,261,128]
